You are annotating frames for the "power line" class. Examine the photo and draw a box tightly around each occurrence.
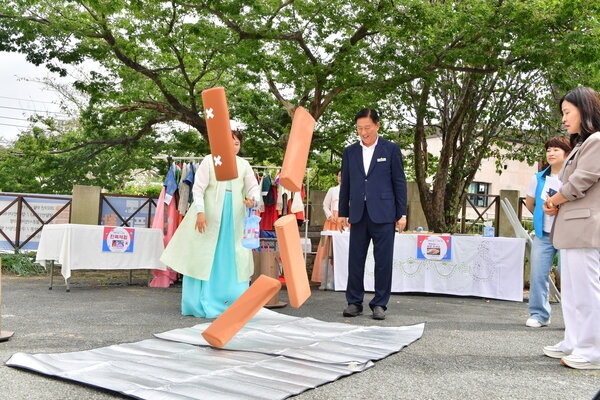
[0,122,29,128]
[0,104,65,115]
[0,95,57,105]
[0,115,29,122]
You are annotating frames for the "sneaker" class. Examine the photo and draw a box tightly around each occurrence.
[526,317,549,328]
[343,304,362,317]
[543,344,568,359]
[561,354,600,370]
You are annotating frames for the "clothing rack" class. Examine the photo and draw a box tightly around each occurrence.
[152,155,202,164]
[152,157,313,261]
[252,165,312,262]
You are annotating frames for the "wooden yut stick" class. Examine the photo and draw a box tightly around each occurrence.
[274,214,311,308]
[279,107,315,192]
[201,274,281,348]
[201,87,238,181]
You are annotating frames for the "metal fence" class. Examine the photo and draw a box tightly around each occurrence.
[0,192,158,252]
[0,193,71,252]
[1,190,527,251]
[99,193,158,228]
[459,193,528,234]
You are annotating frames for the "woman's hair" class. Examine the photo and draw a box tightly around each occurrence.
[540,135,572,171]
[232,130,243,143]
[354,108,380,124]
[544,135,572,155]
[559,86,600,145]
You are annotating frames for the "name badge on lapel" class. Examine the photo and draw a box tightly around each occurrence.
[377,157,387,162]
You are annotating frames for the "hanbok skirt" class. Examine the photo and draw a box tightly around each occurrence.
[181,191,249,318]
[311,211,339,288]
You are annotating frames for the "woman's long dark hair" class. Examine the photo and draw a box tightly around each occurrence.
[560,86,600,147]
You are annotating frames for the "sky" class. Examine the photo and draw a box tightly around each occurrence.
[0,51,67,144]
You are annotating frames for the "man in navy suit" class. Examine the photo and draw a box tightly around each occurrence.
[337,109,407,320]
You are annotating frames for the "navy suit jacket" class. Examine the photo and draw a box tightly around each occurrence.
[338,137,407,224]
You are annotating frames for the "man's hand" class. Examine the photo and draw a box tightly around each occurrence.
[337,217,349,232]
[396,216,407,232]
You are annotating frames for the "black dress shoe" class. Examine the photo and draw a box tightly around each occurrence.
[343,304,362,317]
[372,306,385,320]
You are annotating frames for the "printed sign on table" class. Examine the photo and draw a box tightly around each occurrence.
[102,227,135,253]
[416,235,452,260]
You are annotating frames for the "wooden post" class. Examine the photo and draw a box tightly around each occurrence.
[0,259,15,342]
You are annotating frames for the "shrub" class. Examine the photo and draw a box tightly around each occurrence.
[0,252,46,276]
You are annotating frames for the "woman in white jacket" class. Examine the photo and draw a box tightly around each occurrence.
[543,86,600,370]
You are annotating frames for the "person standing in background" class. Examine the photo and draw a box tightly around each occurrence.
[543,86,600,370]
[161,130,260,318]
[338,109,407,320]
[524,136,571,328]
[311,168,341,289]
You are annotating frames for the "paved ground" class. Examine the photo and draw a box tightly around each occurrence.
[1,271,599,400]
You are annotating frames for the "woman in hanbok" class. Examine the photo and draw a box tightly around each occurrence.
[161,131,260,317]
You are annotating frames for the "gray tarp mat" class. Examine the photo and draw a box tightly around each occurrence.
[6,309,424,400]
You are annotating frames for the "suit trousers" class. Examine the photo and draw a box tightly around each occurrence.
[557,247,600,364]
[346,206,395,310]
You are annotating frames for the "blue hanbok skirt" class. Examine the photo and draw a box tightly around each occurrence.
[181,191,249,318]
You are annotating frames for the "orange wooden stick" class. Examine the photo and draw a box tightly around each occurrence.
[201,87,238,181]
[274,214,311,308]
[279,107,315,192]
[201,274,281,348]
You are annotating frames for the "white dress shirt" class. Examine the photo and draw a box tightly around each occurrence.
[360,136,379,174]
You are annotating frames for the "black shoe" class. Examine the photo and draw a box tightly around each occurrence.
[372,306,385,320]
[343,304,362,317]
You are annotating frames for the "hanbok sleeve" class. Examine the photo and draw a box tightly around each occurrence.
[323,187,334,219]
[193,156,211,213]
[244,162,261,205]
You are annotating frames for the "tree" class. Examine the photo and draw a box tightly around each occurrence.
[373,0,600,231]
[0,0,401,191]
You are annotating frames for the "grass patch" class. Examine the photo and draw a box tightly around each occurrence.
[1,252,46,276]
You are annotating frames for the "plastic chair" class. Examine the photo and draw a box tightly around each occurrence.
[500,198,561,303]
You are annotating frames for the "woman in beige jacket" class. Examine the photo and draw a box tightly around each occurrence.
[542,86,600,370]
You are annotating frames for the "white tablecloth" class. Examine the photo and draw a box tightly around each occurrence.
[331,232,525,302]
[36,224,166,280]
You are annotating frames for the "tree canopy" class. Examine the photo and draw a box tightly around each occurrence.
[1,0,599,231]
